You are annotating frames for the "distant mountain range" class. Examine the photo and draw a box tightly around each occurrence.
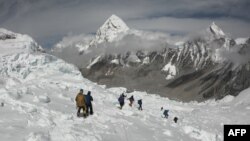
[51,15,250,101]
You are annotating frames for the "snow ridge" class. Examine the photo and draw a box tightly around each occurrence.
[0,28,44,56]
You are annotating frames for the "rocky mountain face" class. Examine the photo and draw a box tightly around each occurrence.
[53,15,250,102]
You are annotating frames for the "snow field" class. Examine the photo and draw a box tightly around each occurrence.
[0,51,249,141]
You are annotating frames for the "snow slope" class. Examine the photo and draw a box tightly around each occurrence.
[1,29,250,141]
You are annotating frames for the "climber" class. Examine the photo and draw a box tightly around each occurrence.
[85,91,94,115]
[75,89,87,117]
[163,109,169,118]
[138,99,143,110]
[118,93,126,109]
[174,117,178,123]
[128,95,134,107]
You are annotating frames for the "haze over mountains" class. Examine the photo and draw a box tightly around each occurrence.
[51,15,250,102]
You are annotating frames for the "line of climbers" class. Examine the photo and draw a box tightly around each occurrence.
[75,89,178,123]
[161,107,178,123]
[118,93,143,110]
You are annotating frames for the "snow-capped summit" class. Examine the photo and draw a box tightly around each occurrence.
[207,22,225,38]
[94,14,129,44]
[0,28,44,56]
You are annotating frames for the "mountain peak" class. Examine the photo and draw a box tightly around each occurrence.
[104,14,129,30]
[108,14,125,21]
[95,14,129,43]
[208,22,225,38]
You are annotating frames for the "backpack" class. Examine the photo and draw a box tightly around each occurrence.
[85,95,92,105]
[163,110,169,116]
[138,99,142,105]
[118,96,123,103]
[129,96,134,101]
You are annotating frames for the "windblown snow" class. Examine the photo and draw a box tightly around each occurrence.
[1,29,250,141]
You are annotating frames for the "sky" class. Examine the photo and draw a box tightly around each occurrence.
[0,0,250,48]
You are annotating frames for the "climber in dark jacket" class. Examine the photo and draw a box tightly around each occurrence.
[118,93,126,109]
[138,99,143,110]
[173,117,178,123]
[163,110,169,118]
[85,91,93,115]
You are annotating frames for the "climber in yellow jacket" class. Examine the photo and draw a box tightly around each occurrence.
[75,89,87,117]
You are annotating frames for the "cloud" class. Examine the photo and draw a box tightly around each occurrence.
[214,40,250,67]
[99,33,170,53]
[0,0,249,47]
[55,33,94,48]
[51,31,175,67]
[129,17,250,38]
